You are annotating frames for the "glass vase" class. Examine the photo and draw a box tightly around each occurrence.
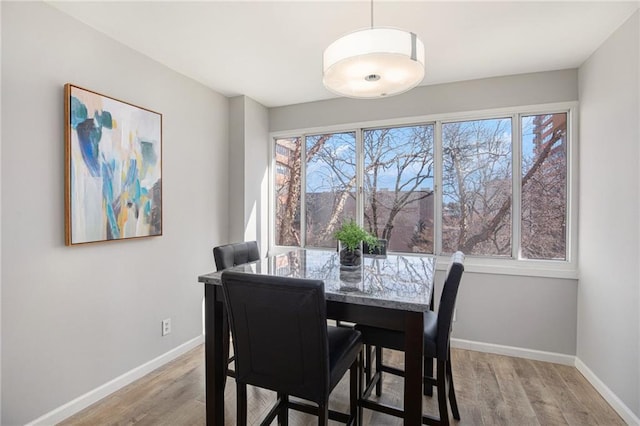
[338,240,363,269]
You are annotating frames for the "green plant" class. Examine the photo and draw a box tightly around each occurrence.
[334,219,378,252]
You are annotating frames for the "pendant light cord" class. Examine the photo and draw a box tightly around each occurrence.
[370,0,374,28]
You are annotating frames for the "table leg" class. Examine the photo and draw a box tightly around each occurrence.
[404,311,424,426]
[205,285,225,426]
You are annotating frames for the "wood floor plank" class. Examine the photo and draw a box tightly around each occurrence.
[552,364,625,426]
[450,346,478,403]
[59,345,625,426]
[455,403,485,426]
[511,356,570,426]
[491,355,539,425]
[448,353,487,425]
[531,358,598,426]
[469,351,513,426]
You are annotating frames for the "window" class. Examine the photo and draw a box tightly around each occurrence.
[274,137,301,246]
[363,125,434,253]
[272,106,572,265]
[305,132,357,248]
[442,118,512,256]
[521,113,567,260]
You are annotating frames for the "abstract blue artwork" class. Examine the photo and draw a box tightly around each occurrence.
[65,84,162,245]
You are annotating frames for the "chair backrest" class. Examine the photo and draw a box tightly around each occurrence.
[436,251,465,360]
[221,271,331,403]
[213,241,260,271]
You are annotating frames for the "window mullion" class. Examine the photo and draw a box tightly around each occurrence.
[300,135,307,248]
[434,121,443,256]
[356,129,364,228]
[268,137,275,252]
[566,109,577,264]
[512,114,522,260]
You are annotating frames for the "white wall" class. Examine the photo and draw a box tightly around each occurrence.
[451,271,577,355]
[269,70,579,356]
[242,97,269,255]
[1,2,229,424]
[0,1,3,422]
[270,69,578,132]
[229,97,246,243]
[577,10,640,419]
[228,96,269,255]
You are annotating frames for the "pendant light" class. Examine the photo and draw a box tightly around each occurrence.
[322,0,425,99]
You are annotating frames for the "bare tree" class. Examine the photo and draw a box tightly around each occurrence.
[521,114,567,259]
[275,135,333,246]
[442,117,566,256]
[442,119,512,255]
[280,127,436,251]
[275,138,301,246]
[305,133,357,247]
[363,126,434,249]
[275,115,566,259]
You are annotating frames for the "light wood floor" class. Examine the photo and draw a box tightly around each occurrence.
[60,345,625,426]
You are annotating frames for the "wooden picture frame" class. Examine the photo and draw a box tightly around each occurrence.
[64,84,163,245]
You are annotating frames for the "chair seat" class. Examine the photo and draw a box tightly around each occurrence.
[328,326,363,390]
[355,310,438,358]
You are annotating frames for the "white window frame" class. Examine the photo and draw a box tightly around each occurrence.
[269,101,578,279]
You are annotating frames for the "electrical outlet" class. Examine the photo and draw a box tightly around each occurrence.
[162,318,171,336]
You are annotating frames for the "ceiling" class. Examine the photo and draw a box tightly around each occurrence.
[49,1,638,108]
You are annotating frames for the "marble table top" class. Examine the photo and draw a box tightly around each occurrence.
[198,249,435,312]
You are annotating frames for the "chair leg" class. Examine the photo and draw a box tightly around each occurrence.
[423,356,434,396]
[446,353,460,420]
[358,353,364,426]
[375,346,382,396]
[436,360,450,426]
[277,392,288,426]
[222,311,231,384]
[364,344,372,387]
[318,402,329,426]
[237,382,247,426]
[350,357,359,424]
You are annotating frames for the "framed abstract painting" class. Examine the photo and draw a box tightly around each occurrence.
[64,84,162,245]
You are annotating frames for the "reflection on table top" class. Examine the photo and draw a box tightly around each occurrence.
[198,249,435,312]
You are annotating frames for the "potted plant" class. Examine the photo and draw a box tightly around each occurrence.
[334,219,378,268]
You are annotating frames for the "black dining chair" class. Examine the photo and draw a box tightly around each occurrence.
[213,240,260,270]
[355,251,465,425]
[221,271,363,425]
[213,241,261,379]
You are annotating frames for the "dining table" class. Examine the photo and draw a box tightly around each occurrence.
[197,248,436,425]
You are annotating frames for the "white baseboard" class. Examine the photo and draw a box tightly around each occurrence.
[451,338,575,365]
[24,335,640,426]
[451,338,639,425]
[26,335,204,426]
[575,357,640,426]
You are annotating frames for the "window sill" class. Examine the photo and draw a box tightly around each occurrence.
[433,255,578,280]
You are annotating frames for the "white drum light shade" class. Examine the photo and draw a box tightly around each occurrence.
[323,28,425,99]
